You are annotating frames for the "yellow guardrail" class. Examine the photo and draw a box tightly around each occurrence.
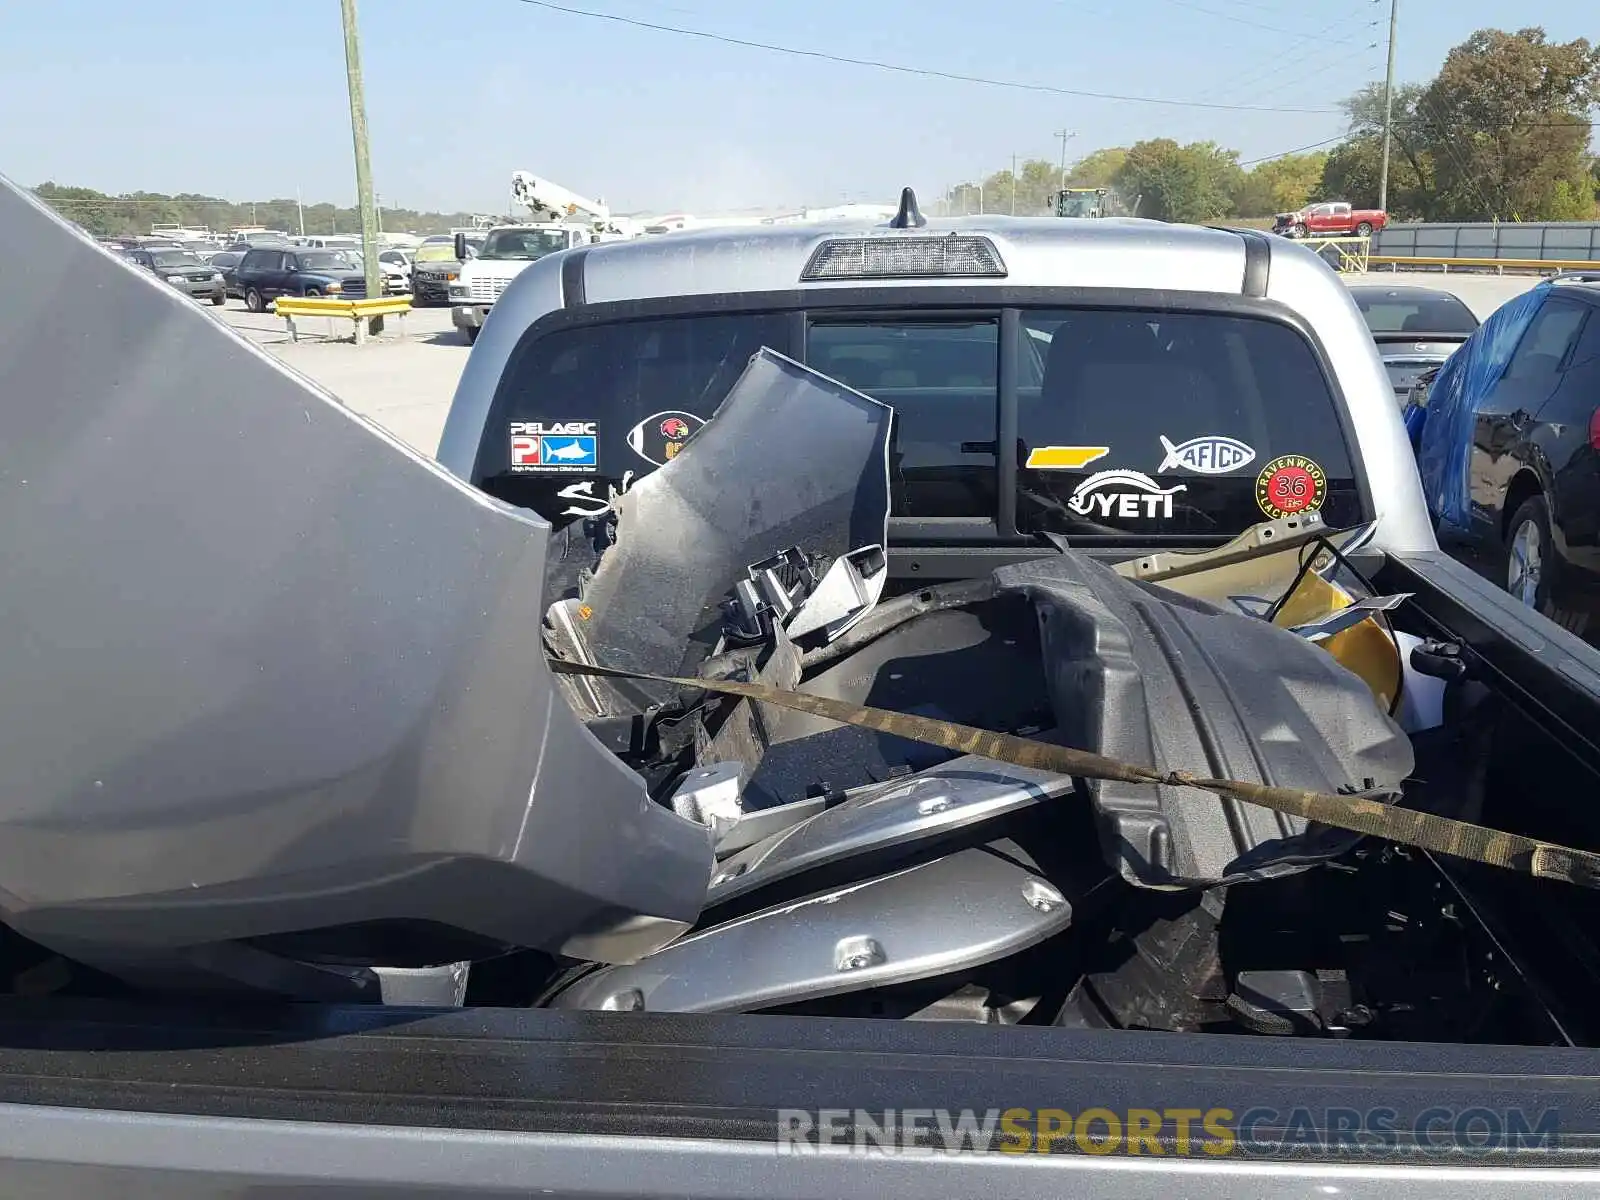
[1366,254,1600,275]
[273,294,413,344]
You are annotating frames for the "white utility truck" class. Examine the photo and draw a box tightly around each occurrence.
[450,173,635,344]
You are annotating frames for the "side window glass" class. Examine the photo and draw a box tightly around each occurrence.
[478,312,788,525]
[1505,301,1587,382]
[806,321,999,519]
[1560,309,1600,372]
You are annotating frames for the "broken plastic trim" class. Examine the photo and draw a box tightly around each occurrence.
[548,657,1600,891]
[563,348,892,707]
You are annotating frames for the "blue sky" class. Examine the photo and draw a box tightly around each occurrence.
[0,0,1591,215]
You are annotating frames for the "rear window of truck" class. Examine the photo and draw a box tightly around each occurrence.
[477,306,1363,539]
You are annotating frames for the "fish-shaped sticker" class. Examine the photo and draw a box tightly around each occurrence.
[542,437,597,466]
[1157,434,1257,475]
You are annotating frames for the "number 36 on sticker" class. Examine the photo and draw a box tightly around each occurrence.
[1255,455,1327,519]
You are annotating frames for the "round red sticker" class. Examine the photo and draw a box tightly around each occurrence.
[1255,455,1327,519]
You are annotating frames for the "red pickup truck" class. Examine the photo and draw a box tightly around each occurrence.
[1273,200,1388,238]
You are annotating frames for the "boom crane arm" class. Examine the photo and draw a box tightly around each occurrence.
[510,171,623,234]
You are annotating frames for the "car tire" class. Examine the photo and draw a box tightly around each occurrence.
[210,293,225,306]
[1289,223,1307,239]
[1356,221,1374,237]
[305,287,323,298]
[244,288,265,313]
[1504,495,1558,614]
[463,326,479,346]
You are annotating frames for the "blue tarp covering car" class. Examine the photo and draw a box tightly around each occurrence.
[1410,281,1552,534]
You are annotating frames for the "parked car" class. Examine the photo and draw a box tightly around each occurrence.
[409,234,479,306]
[1273,201,1388,239]
[378,247,412,294]
[296,235,361,252]
[205,249,247,297]
[1348,283,1481,403]
[233,246,369,312]
[1408,276,1600,635]
[121,245,226,305]
[227,231,292,251]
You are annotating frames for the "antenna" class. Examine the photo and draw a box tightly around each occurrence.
[889,187,926,229]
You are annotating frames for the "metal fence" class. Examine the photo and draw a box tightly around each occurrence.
[1373,222,1600,262]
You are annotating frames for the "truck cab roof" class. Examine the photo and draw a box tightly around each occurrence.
[438,211,1435,558]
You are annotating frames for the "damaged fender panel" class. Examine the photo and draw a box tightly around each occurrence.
[0,177,712,965]
[995,553,1415,888]
[550,848,1073,1014]
[706,757,1077,905]
[573,348,892,702]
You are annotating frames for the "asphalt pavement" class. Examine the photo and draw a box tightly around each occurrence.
[210,271,1545,460]
[215,301,467,455]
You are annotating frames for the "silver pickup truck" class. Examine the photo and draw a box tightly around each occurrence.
[4,179,1600,1197]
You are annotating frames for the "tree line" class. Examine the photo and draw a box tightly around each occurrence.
[951,27,1599,224]
[28,184,486,240]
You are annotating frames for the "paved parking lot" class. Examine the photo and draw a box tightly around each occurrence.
[216,302,468,455]
[212,272,1545,459]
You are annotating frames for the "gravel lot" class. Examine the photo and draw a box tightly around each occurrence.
[211,272,1545,459]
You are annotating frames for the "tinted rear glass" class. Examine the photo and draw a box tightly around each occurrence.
[808,321,998,518]
[1015,309,1361,537]
[1351,290,1479,334]
[478,306,1362,541]
[478,312,789,523]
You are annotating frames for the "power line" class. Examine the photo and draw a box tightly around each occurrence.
[1191,11,1375,104]
[1139,0,1305,37]
[1245,41,1381,107]
[1177,0,1307,15]
[505,0,1337,113]
[1238,134,1348,167]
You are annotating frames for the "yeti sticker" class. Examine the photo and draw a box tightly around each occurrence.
[1068,470,1187,520]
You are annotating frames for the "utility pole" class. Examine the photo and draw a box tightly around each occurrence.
[340,0,383,332]
[1378,0,1399,214]
[1054,129,1077,192]
[296,187,305,237]
[1011,154,1019,215]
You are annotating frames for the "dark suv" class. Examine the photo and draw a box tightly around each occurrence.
[122,247,226,305]
[1411,277,1600,637]
[234,248,368,312]
[410,234,480,306]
